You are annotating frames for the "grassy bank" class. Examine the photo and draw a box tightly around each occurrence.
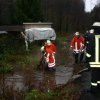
[0,33,41,73]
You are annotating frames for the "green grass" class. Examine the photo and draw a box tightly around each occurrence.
[25,83,80,100]
[0,34,41,73]
[25,89,58,100]
[0,65,13,74]
[59,37,67,42]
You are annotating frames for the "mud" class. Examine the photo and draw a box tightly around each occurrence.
[3,66,73,92]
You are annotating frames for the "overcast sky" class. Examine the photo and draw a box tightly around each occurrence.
[84,0,100,12]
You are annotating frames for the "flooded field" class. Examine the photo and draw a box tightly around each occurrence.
[0,36,78,100]
[0,65,73,99]
[1,66,73,91]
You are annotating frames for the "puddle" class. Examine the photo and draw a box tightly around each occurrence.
[32,66,73,87]
[5,74,25,92]
[4,66,73,91]
[55,66,73,85]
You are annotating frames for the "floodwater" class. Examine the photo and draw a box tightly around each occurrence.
[3,65,73,93]
[0,39,74,99]
[5,74,25,92]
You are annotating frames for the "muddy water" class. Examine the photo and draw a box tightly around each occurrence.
[4,66,73,92]
[55,66,73,85]
[5,74,25,91]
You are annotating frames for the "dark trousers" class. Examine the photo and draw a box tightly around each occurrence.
[44,62,49,70]
[74,52,84,63]
[91,68,100,85]
[91,68,100,92]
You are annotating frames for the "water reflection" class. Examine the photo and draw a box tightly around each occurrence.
[31,66,73,90]
[5,74,24,91]
[0,66,73,99]
[55,66,73,85]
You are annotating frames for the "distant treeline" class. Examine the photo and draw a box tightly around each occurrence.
[41,0,100,33]
[0,0,100,33]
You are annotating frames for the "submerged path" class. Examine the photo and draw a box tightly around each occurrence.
[5,65,73,92]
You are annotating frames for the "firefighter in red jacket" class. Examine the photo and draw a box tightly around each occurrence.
[45,40,56,54]
[45,40,56,70]
[41,40,56,71]
[70,32,85,63]
[45,47,56,70]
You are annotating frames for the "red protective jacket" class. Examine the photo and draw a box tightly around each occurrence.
[44,43,56,53]
[70,36,85,53]
[45,48,55,68]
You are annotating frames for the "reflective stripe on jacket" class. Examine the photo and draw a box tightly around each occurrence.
[70,36,85,53]
[45,48,55,68]
[85,30,100,68]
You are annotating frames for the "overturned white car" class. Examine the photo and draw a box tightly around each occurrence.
[21,28,56,50]
[25,28,56,42]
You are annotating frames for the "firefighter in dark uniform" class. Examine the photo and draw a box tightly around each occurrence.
[84,31,89,46]
[86,22,100,93]
[83,30,90,62]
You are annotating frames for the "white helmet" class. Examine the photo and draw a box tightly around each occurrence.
[41,46,44,52]
[89,29,94,34]
[46,40,51,45]
[92,22,100,27]
[75,32,79,36]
